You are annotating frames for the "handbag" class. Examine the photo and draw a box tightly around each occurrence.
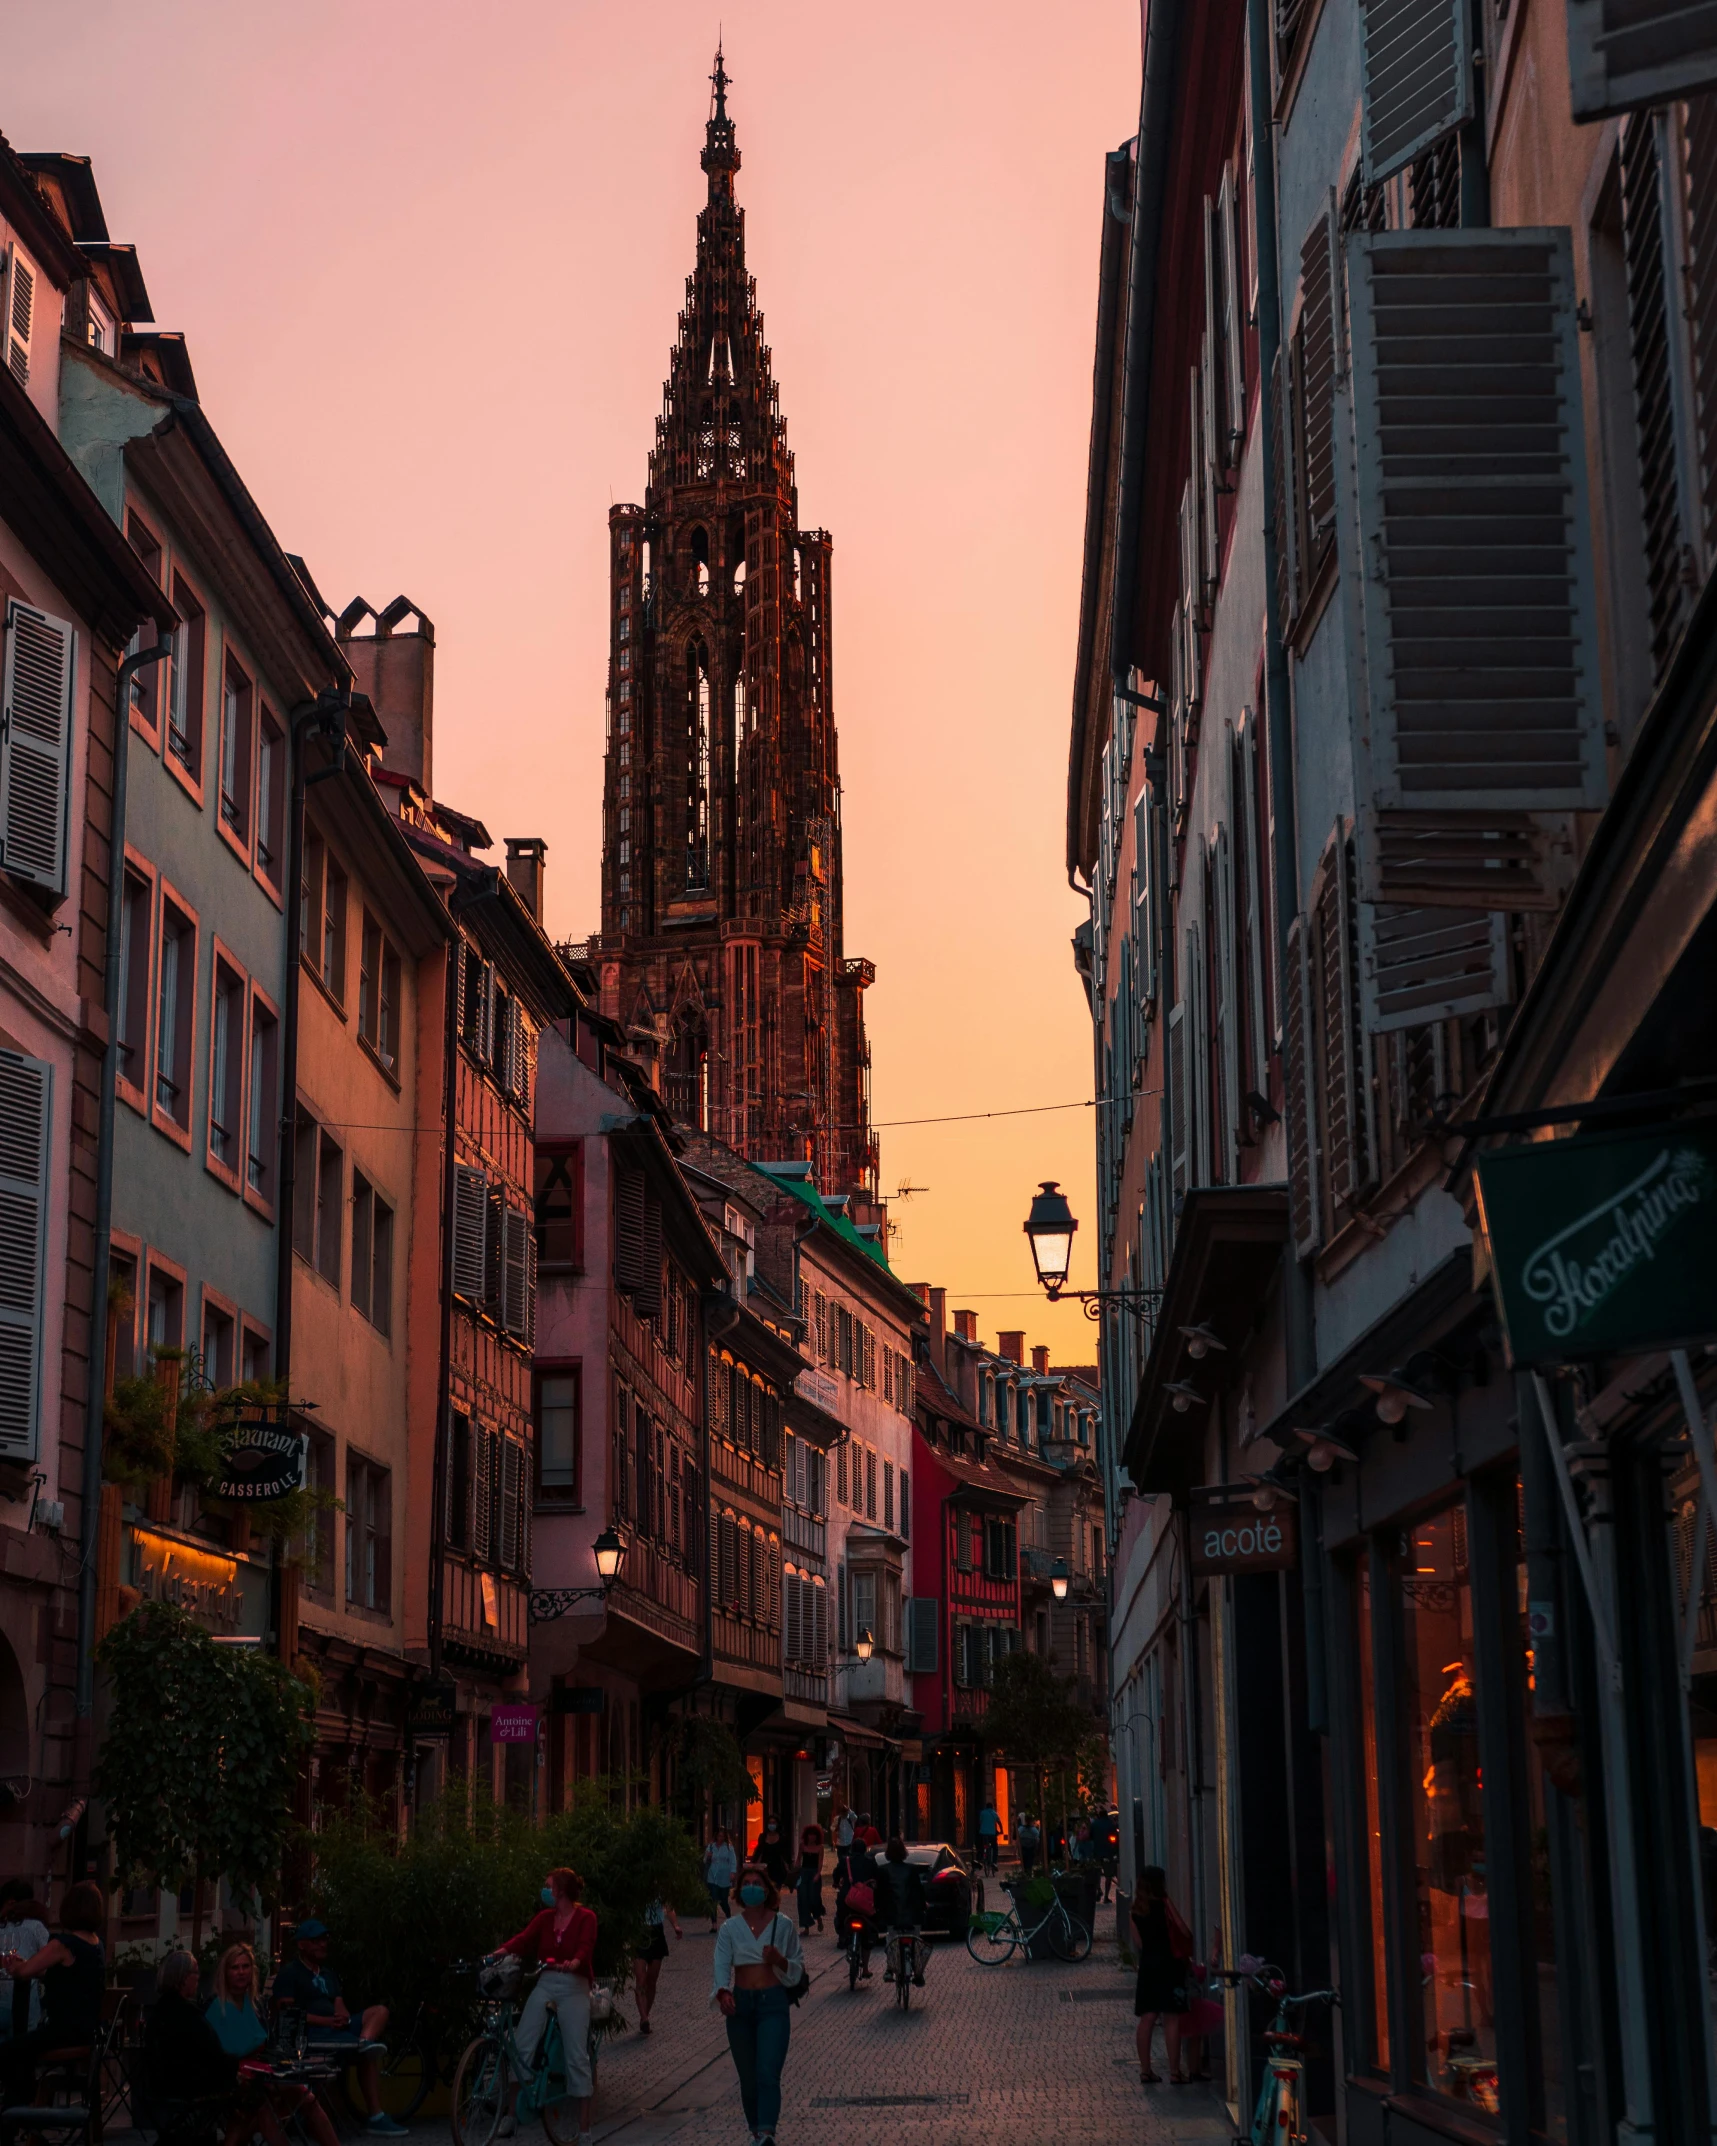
[588,1983,616,2025]
[773,1915,810,2007]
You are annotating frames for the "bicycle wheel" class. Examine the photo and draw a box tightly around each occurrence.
[848,1937,863,1990]
[451,2035,510,2146]
[345,2032,436,2124]
[896,1960,911,2010]
[965,1910,1018,1965]
[1048,1905,1092,1963]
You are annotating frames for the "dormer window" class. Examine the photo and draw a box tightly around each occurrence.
[86,294,114,356]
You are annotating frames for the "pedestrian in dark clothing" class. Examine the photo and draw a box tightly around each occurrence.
[756,1819,793,1890]
[795,1824,825,1934]
[146,1951,239,2099]
[1017,1815,1041,1876]
[1131,1866,1193,2086]
[0,1880,106,2105]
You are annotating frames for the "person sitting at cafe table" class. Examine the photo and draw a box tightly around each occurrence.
[271,1918,406,2136]
[0,1879,106,2104]
[209,1941,340,2146]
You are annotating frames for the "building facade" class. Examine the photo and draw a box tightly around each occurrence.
[593,56,877,1204]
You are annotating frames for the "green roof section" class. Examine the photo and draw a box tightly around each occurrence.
[753,1161,896,1274]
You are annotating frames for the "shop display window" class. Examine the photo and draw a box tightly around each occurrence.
[1356,1550,1390,2071]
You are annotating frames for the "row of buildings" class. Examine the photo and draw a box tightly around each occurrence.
[1071,0,1717,2140]
[0,72,1108,1947]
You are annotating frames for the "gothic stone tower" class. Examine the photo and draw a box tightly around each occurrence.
[597,52,877,1202]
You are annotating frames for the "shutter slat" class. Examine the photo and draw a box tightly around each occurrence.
[1359,900,1510,1030]
[1569,0,1717,120]
[1361,0,1471,183]
[1346,230,1606,884]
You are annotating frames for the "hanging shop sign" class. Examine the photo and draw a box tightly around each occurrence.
[795,1367,840,1415]
[216,1411,307,1501]
[1188,1484,1299,1577]
[553,1685,606,1716]
[407,1678,460,1737]
[125,1524,269,1639]
[491,1703,539,1744]
[1474,1121,1717,1367]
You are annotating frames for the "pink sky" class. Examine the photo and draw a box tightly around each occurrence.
[10,0,1140,1360]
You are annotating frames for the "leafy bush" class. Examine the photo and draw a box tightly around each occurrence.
[305,1786,706,2040]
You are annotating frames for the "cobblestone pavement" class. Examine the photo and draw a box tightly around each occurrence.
[407,1917,1234,2146]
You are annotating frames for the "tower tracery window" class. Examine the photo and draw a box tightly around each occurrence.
[687,641,711,891]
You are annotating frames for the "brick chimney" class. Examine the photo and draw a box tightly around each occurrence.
[952,1309,978,1344]
[927,1287,948,1377]
[998,1330,1025,1365]
[505,837,547,923]
[338,596,435,797]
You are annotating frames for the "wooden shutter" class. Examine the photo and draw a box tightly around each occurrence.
[1215,823,1239,1181]
[1178,481,1203,719]
[472,1426,494,1562]
[1347,230,1605,830]
[1686,94,1717,562]
[1359,900,1510,1031]
[1568,0,1717,120]
[1199,341,1222,596]
[1313,839,1377,1221]
[1283,916,1321,1257]
[503,1206,532,1339]
[0,1051,50,1461]
[785,1571,801,1663]
[478,963,496,1064]
[1360,0,1471,185]
[1293,203,1340,615]
[1204,209,1223,489]
[812,1576,828,1664]
[1239,715,1271,1092]
[452,1163,488,1299]
[1272,347,1298,634]
[6,249,32,383]
[1219,168,1245,469]
[0,601,76,893]
[500,1436,522,1571]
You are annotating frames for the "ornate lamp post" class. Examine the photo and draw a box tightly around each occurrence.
[529,1527,626,1622]
[1023,1183,1160,1325]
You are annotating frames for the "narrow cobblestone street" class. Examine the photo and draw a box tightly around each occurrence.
[420,1923,1233,2146]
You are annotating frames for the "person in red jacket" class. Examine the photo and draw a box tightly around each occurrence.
[498,1867,598,2145]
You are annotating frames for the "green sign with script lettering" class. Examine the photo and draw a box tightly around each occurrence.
[1474,1122,1717,1367]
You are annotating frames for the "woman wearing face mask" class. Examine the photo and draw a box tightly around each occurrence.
[497,1867,598,2145]
[712,1862,805,2146]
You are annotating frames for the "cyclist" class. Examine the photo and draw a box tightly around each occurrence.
[496,1864,597,2146]
[871,1837,927,1989]
[976,1799,1000,1877]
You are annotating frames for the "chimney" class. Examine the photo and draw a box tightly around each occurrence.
[1032,1345,1051,1375]
[952,1309,978,1344]
[998,1330,1025,1366]
[505,837,547,923]
[927,1287,948,1378]
[338,595,435,797]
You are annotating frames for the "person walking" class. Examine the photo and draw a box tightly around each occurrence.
[1016,1813,1041,1877]
[976,1799,1000,1877]
[632,1896,680,2036]
[756,1819,792,1891]
[497,1865,598,2146]
[834,1805,856,1855]
[1131,1866,1193,2086]
[795,1823,825,1935]
[712,1862,805,2146]
[705,1827,739,1929]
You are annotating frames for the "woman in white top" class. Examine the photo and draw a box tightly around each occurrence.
[711,1863,805,2146]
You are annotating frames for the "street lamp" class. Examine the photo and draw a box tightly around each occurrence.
[529,1529,629,1622]
[1050,1562,1070,1603]
[1023,1183,1160,1326]
[855,1627,875,1662]
[1359,1369,1433,1426]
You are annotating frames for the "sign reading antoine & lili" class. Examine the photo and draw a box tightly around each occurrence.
[1474,1121,1717,1368]
[1188,1485,1299,1577]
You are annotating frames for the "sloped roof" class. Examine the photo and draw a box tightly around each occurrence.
[760,1166,893,1275]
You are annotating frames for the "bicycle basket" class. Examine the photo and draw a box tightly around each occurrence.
[970,1910,1010,1937]
[477,1956,521,1999]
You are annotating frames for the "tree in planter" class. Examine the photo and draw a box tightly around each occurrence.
[96,1600,315,1948]
[982,1651,1093,1875]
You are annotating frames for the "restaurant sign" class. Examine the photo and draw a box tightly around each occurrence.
[1188,1484,1299,1577]
[126,1524,268,1639]
[216,1412,306,1501]
[1475,1122,1717,1367]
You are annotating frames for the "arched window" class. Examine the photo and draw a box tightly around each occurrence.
[690,526,711,596]
[686,641,710,890]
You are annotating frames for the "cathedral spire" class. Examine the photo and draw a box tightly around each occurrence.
[702,43,740,200]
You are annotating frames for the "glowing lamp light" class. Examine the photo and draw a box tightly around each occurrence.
[1359,1370,1433,1426]
[1180,1322,1226,1360]
[593,1527,626,1584]
[855,1626,874,1662]
[1051,1562,1070,1603]
[1292,1428,1359,1474]
[1165,1380,1203,1414]
[1023,1181,1078,1293]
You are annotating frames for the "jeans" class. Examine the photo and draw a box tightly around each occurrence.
[725,1985,791,2136]
[514,1970,592,2097]
[708,1882,732,1920]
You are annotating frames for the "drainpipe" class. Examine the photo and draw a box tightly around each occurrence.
[75,638,175,1729]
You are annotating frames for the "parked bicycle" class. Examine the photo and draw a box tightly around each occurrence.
[1212,1959,1339,2146]
[451,1955,583,2146]
[964,1882,1092,1965]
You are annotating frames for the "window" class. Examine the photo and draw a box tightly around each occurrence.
[145,1259,183,1354]
[536,1369,580,1501]
[218,653,252,844]
[345,1452,392,1611]
[359,914,401,1072]
[300,829,347,1001]
[851,1569,877,1652]
[1355,1549,1390,2072]
[256,707,284,886]
[316,1129,342,1289]
[165,577,205,783]
[116,867,152,1101]
[350,1173,393,1335]
[246,995,277,1203]
[200,1297,234,1388]
[535,1144,581,1269]
[153,895,195,1132]
[322,861,347,1001]
[207,955,245,1178]
[124,514,163,734]
[304,1428,336,1593]
[240,1325,269,1383]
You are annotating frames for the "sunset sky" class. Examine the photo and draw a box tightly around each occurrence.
[10,0,1141,1360]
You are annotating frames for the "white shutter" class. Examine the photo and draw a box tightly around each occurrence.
[0,601,76,894]
[5,249,33,385]
[452,1163,488,1299]
[0,1052,50,1461]
[1568,0,1717,120]
[1346,230,1606,905]
[1360,0,1472,185]
[1283,917,1321,1258]
[1359,901,1510,1031]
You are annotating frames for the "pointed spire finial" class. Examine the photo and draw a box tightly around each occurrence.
[711,40,729,122]
[701,41,740,198]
